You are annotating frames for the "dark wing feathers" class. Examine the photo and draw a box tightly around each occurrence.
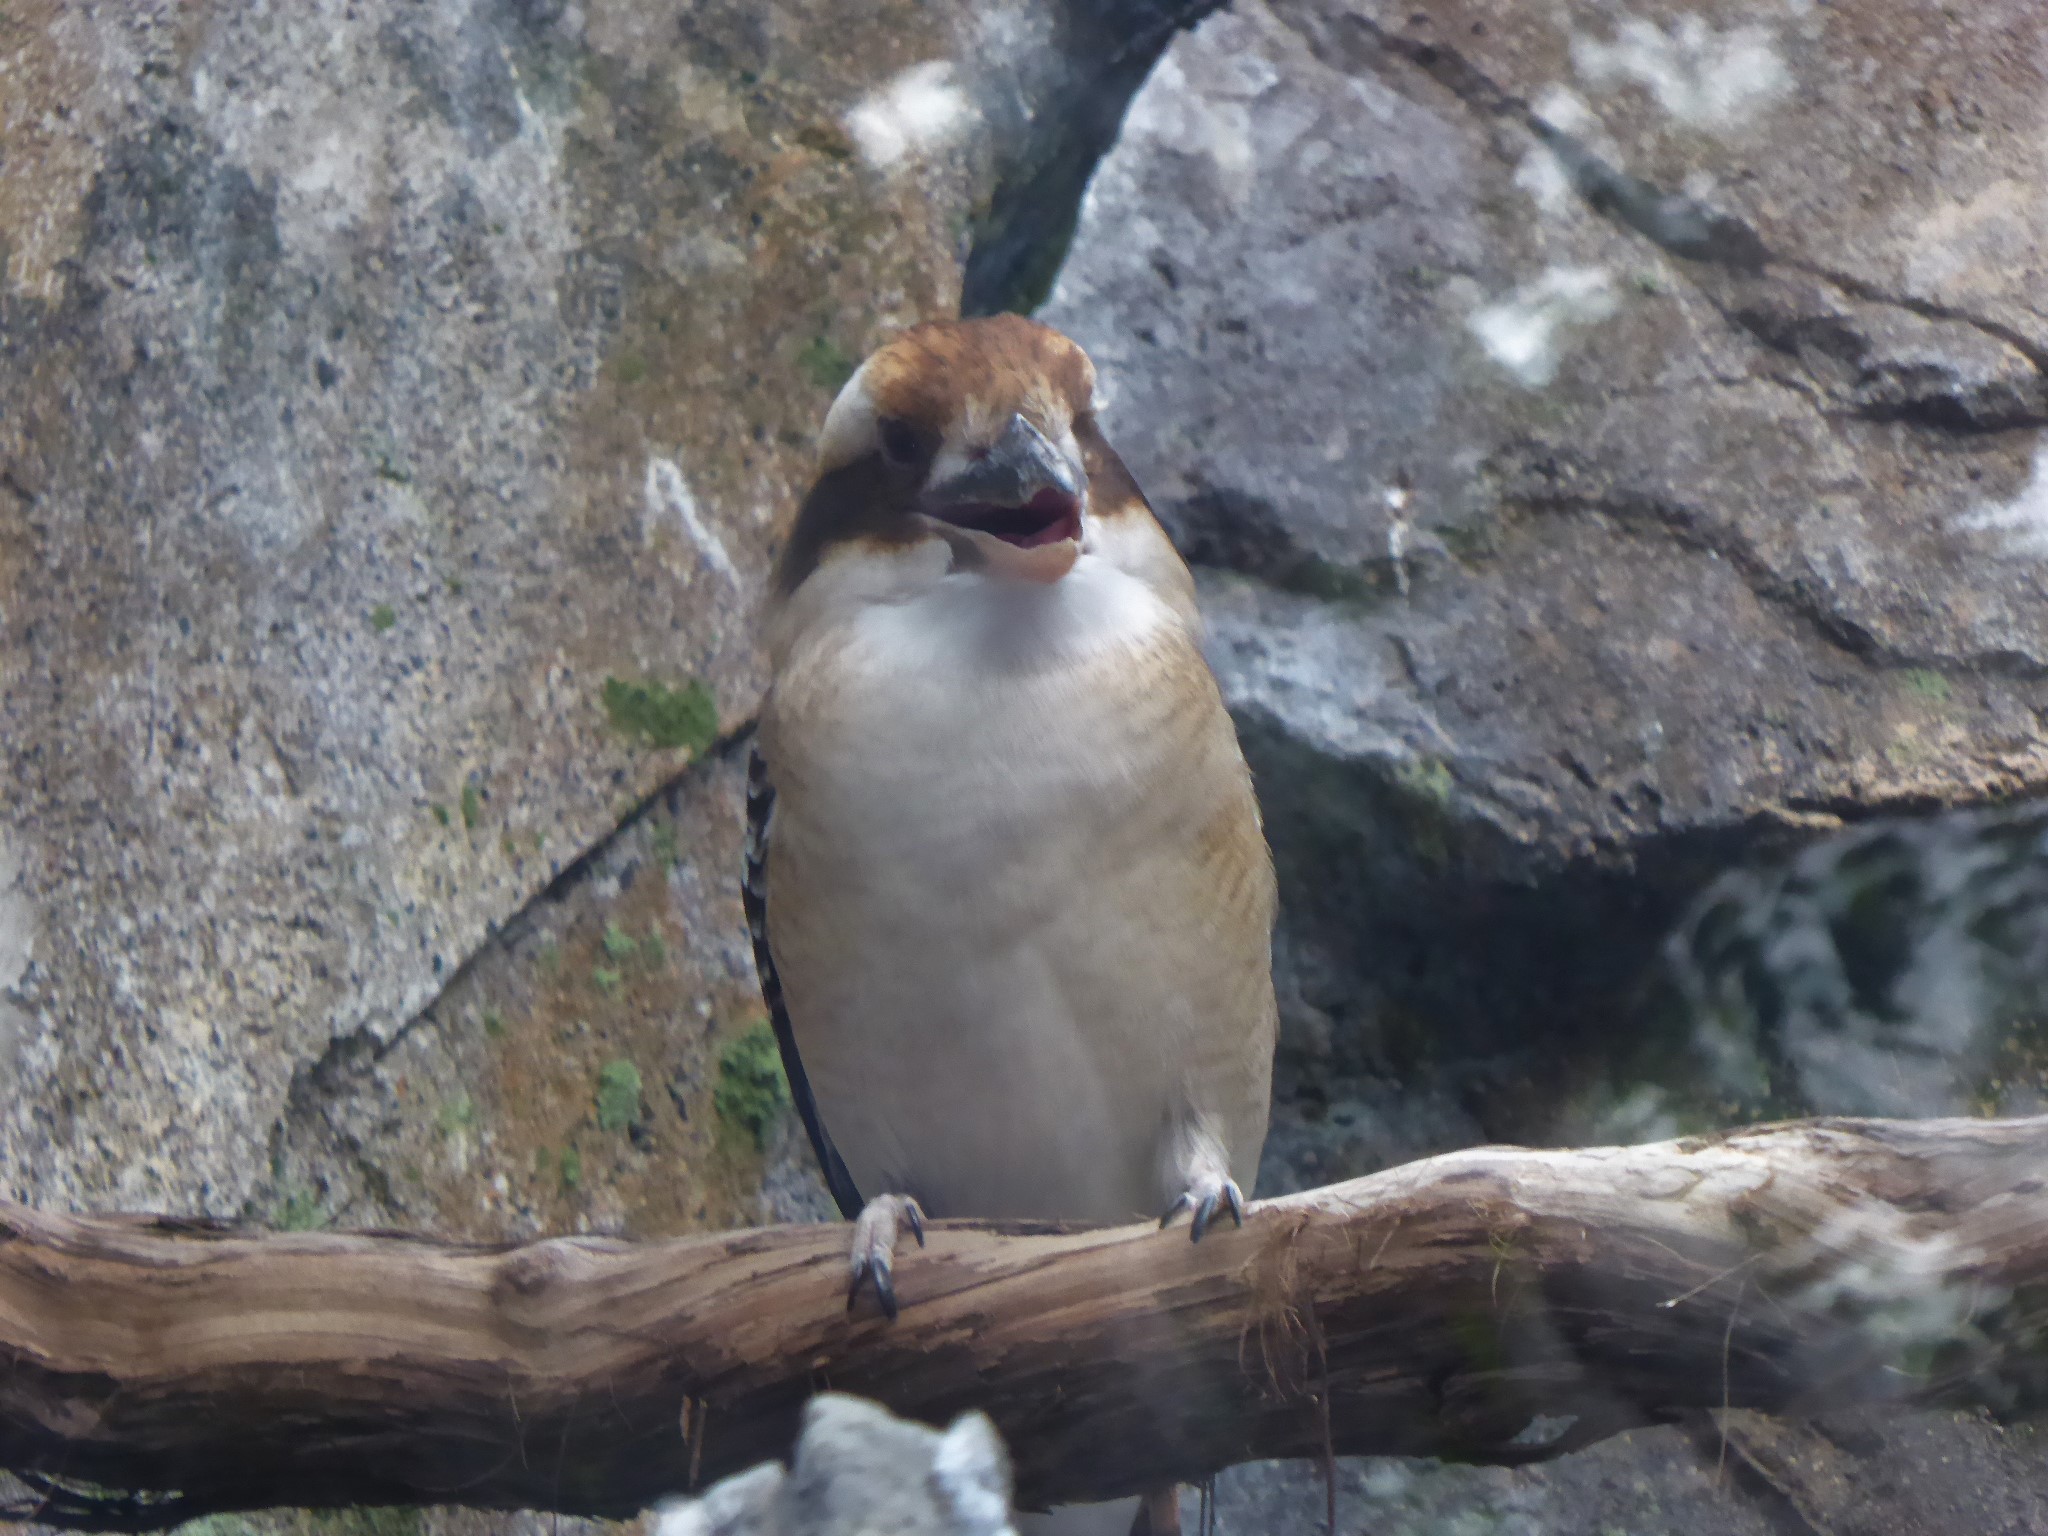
[744,742,865,1219]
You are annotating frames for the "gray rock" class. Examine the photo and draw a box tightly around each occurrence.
[1670,800,2048,1121]
[1040,1,2048,1528]
[1041,0,2048,1163]
[9,0,2048,1532]
[652,1395,1015,1536]
[0,0,1159,1222]
[1204,1411,2048,1536]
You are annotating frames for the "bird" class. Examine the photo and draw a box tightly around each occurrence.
[743,314,1278,1536]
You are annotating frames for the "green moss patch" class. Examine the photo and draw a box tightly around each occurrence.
[596,1058,643,1132]
[651,820,681,869]
[274,1188,327,1232]
[797,335,855,392]
[714,1021,789,1150]
[437,1092,476,1136]
[601,675,717,753]
[1904,668,1952,702]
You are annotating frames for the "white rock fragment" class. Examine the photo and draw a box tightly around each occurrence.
[1960,438,2048,557]
[1467,266,1619,387]
[645,456,740,585]
[1514,143,1575,214]
[652,1394,1017,1536]
[0,831,35,1079]
[1530,84,1600,137]
[845,61,975,171]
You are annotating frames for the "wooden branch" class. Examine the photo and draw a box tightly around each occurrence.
[3,1116,2046,1528]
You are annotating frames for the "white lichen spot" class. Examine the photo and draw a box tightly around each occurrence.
[1468,266,1619,387]
[1572,15,1791,131]
[1530,84,1599,137]
[1515,143,1575,213]
[1119,49,1260,209]
[1509,1412,1581,1449]
[1385,484,1412,597]
[645,456,740,585]
[1903,178,2044,301]
[1519,89,1611,215]
[1959,438,2048,557]
[671,62,749,136]
[661,231,748,280]
[844,61,975,171]
[0,832,35,1077]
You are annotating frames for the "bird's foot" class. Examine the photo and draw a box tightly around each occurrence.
[1159,1132,1246,1243]
[846,1192,926,1321]
[1158,1174,1244,1242]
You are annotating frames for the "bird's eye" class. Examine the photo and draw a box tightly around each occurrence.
[878,417,923,467]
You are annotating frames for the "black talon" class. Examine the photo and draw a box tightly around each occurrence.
[847,1255,900,1321]
[847,1258,871,1315]
[1159,1192,1192,1229]
[871,1259,899,1322]
[1224,1182,1245,1228]
[1190,1193,1218,1243]
[906,1203,927,1247]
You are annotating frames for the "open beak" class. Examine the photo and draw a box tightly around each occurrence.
[917,413,1086,584]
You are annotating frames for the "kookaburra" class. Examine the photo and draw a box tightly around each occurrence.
[744,315,1277,1534]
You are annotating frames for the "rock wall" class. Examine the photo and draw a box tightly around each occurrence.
[0,0,1193,1230]
[1037,3,2048,1530]
[6,0,2048,1533]
[1040,0,2048,1170]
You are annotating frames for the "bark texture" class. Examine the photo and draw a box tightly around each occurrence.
[2,1115,2044,1528]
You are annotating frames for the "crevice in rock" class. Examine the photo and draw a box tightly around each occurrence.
[1166,479,1415,602]
[1787,258,2048,377]
[1713,283,2048,433]
[268,723,757,1157]
[1280,2,2048,429]
[1277,2,1767,272]
[960,0,1227,318]
[1846,387,2048,434]
[1241,717,1830,1157]
[1505,483,1885,664]
[1508,484,2048,682]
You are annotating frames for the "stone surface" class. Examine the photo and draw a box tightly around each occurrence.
[1204,1412,2048,1536]
[1040,0,2048,1167]
[266,742,836,1243]
[8,0,2048,1533]
[0,0,1065,1220]
[1038,2,2048,1530]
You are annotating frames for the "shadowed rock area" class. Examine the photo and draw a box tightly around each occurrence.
[5,0,2048,1533]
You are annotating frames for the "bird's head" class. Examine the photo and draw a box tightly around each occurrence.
[771,316,1182,615]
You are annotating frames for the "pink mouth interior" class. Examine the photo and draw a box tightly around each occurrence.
[941,488,1082,549]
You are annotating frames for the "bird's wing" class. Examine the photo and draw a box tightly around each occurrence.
[744,740,865,1219]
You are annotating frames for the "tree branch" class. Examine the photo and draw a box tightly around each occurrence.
[3,1116,2045,1528]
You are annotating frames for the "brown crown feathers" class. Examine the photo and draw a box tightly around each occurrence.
[772,315,1151,598]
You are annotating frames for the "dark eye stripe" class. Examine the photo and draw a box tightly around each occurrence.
[878,416,924,466]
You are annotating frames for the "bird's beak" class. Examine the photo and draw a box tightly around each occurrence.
[917,413,1086,584]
